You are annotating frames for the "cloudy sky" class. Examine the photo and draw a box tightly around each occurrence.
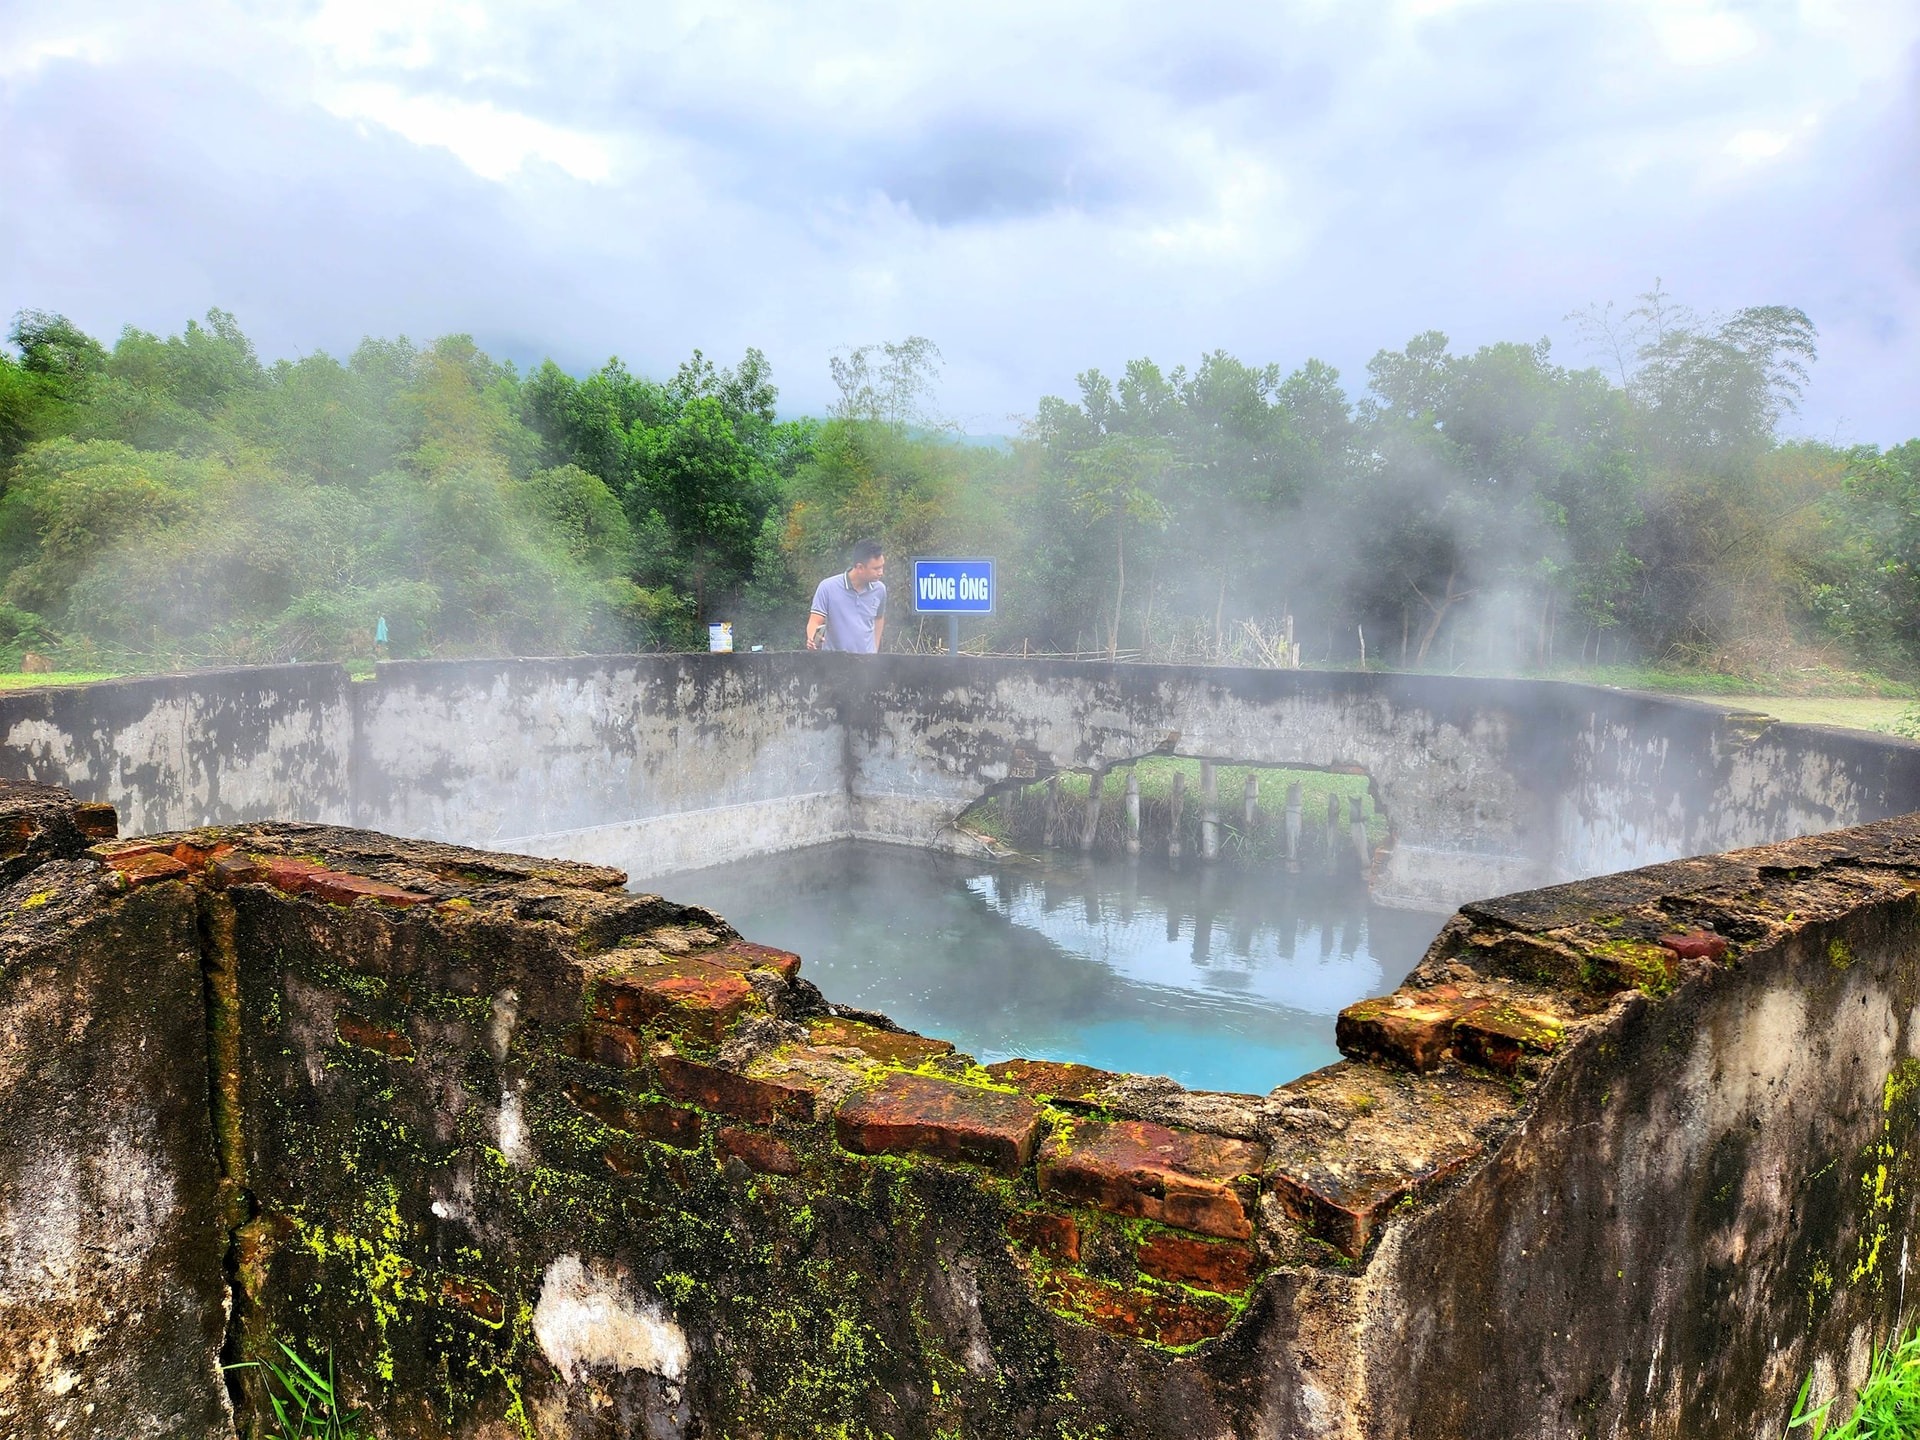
[3,0,1916,441]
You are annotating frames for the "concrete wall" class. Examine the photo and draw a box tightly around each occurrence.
[0,665,352,836]
[351,656,848,870]
[833,659,1920,909]
[5,655,1919,911]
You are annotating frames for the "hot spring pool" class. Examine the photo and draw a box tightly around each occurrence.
[650,841,1447,1094]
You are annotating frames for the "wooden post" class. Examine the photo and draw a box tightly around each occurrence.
[1200,761,1219,862]
[1350,795,1370,870]
[1043,776,1060,849]
[1243,772,1259,827]
[1080,767,1106,852]
[1326,793,1341,868]
[1125,769,1141,856]
[1284,780,1302,872]
[1168,770,1186,860]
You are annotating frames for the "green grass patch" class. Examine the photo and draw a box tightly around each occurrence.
[0,670,124,691]
[1547,664,1918,700]
[1790,1323,1920,1437]
[227,1339,371,1440]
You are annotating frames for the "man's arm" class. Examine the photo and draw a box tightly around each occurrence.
[872,614,884,651]
[806,610,827,650]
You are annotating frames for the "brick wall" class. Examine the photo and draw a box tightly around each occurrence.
[5,780,1910,1436]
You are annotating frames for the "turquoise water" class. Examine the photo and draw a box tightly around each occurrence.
[653,842,1445,1096]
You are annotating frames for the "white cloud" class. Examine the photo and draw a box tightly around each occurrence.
[1653,6,1761,66]
[1725,127,1794,161]
[1,0,1916,442]
[317,82,614,182]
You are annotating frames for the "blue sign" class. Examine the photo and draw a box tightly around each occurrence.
[911,558,995,614]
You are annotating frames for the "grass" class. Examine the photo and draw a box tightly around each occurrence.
[1790,1324,1920,1438]
[1706,697,1917,736]
[228,1340,370,1440]
[1527,662,1919,737]
[1547,663,1918,700]
[0,670,123,691]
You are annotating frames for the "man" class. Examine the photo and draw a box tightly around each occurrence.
[806,540,887,653]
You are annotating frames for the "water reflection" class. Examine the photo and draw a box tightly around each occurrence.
[651,842,1446,1095]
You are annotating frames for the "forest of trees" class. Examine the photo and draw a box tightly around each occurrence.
[1,292,1915,679]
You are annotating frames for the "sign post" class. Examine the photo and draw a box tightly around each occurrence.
[911,558,995,655]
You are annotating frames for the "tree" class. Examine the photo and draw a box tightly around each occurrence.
[829,337,945,427]
[1066,435,1170,658]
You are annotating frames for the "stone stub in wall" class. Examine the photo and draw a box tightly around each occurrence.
[2,778,1915,1437]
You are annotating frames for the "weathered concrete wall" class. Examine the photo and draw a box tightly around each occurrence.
[0,785,231,1438]
[834,659,1920,909]
[0,665,354,836]
[5,656,1920,910]
[1338,826,1920,1437]
[350,656,848,868]
[13,790,1915,1438]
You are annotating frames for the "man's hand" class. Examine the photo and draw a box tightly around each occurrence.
[806,613,826,650]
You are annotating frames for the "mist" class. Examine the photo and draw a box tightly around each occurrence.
[2,293,1915,681]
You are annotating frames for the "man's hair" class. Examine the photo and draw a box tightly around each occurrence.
[850,538,884,566]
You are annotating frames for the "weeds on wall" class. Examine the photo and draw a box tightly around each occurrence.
[1789,1324,1920,1438]
[228,1341,369,1440]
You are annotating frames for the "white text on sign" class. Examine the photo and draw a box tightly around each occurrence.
[918,573,990,603]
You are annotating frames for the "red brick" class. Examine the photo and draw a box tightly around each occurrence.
[71,803,117,840]
[1005,1209,1080,1263]
[1451,1005,1565,1075]
[563,1084,703,1147]
[604,1140,694,1190]
[1037,1120,1264,1241]
[654,1047,821,1125]
[718,1126,800,1175]
[251,854,427,905]
[335,1013,414,1059]
[302,870,430,907]
[98,840,167,861]
[1267,1168,1406,1259]
[1268,1143,1480,1260]
[207,852,264,889]
[630,1101,703,1147]
[258,856,331,894]
[564,1082,631,1129]
[1336,985,1492,1071]
[806,1016,953,1067]
[984,1058,1116,1108]
[835,1072,1042,1175]
[166,840,233,872]
[562,1021,649,1071]
[108,850,190,887]
[1659,929,1729,962]
[438,1276,504,1326]
[705,940,803,980]
[1035,1269,1232,1348]
[1136,1232,1258,1294]
[593,959,757,1045]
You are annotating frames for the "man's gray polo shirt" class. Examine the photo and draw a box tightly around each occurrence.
[810,572,886,652]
